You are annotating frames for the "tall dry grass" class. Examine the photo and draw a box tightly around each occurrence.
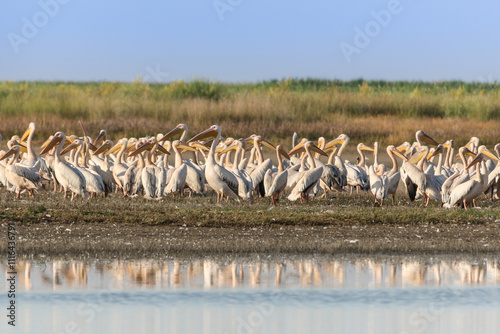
[0,80,499,148]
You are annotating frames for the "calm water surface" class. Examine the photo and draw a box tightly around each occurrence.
[1,256,500,334]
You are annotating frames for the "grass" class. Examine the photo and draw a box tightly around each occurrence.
[0,79,499,147]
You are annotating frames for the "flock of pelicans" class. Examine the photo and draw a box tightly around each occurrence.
[0,122,499,209]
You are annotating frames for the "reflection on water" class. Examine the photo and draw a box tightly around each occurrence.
[1,256,500,334]
[5,257,500,291]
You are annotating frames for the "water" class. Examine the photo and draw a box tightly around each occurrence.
[2,256,500,333]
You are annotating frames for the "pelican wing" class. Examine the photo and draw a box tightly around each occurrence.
[8,164,42,186]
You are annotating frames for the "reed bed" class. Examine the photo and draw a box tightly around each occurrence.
[0,79,499,147]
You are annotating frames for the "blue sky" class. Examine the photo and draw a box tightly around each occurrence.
[1,0,499,83]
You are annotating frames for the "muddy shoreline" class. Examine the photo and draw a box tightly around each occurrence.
[2,220,500,260]
[0,192,498,260]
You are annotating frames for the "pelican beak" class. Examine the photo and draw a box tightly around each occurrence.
[188,128,218,143]
[420,131,439,146]
[479,147,499,161]
[14,140,28,153]
[309,143,328,157]
[160,126,183,142]
[360,144,374,152]
[189,142,210,152]
[0,147,18,161]
[288,142,306,156]
[41,136,53,149]
[108,142,124,155]
[324,138,343,150]
[92,131,107,147]
[177,143,197,153]
[427,145,443,160]
[40,134,63,155]
[408,149,426,164]
[396,143,409,153]
[391,148,408,161]
[94,141,112,155]
[462,147,476,158]
[20,127,31,142]
[87,142,98,152]
[156,144,171,155]
[129,141,153,157]
[278,146,291,160]
[220,142,238,155]
[60,141,79,155]
[260,139,276,151]
[466,153,483,169]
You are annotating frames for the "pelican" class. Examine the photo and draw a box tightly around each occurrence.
[368,164,388,206]
[287,141,327,202]
[161,124,206,196]
[188,125,239,203]
[264,145,290,205]
[484,143,500,201]
[384,145,400,204]
[221,139,254,200]
[164,140,198,198]
[108,138,132,193]
[246,135,274,197]
[345,143,373,194]
[60,139,105,198]
[443,152,499,209]
[129,138,169,200]
[19,122,52,181]
[0,146,42,198]
[441,147,476,204]
[40,132,89,200]
[91,140,116,196]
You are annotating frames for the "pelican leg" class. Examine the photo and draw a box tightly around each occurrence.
[463,199,467,210]
[16,189,21,199]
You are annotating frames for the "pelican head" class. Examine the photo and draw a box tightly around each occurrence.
[0,145,20,161]
[20,122,36,142]
[92,130,108,147]
[160,123,188,142]
[478,145,500,161]
[188,125,220,143]
[289,141,327,157]
[40,132,65,155]
[416,130,439,147]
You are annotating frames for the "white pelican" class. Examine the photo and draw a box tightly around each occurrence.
[60,139,105,198]
[123,139,145,197]
[129,138,169,200]
[164,140,198,198]
[40,132,89,200]
[109,138,131,192]
[91,140,116,196]
[484,143,500,201]
[384,145,400,204]
[264,144,290,205]
[246,135,274,197]
[161,124,206,196]
[0,146,42,198]
[441,147,476,204]
[443,152,499,209]
[19,122,52,181]
[345,143,373,193]
[287,141,327,202]
[368,164,388,206]
[188,125,239,203]
[221,139,254,200]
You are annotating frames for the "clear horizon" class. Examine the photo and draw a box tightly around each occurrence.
[2,0,499,83]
